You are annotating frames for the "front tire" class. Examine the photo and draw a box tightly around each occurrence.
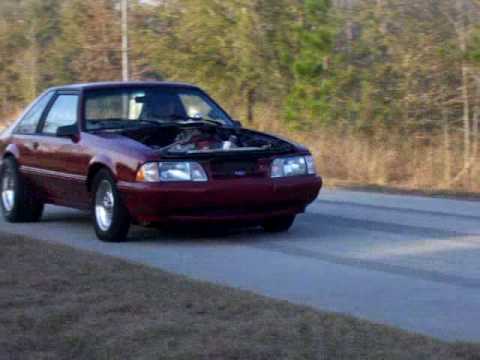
[262,215,296,233]
[92,169,130,242]
[1,157,44,223]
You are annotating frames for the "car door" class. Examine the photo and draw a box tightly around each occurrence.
[35,92,90,208]
[12,91,55,197]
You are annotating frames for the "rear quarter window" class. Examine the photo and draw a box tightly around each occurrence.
[15,92,54,134]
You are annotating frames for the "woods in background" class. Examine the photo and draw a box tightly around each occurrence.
[2,0,480,191]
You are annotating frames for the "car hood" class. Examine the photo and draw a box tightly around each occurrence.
[111,125,299,159]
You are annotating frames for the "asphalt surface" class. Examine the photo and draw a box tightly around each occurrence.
[2,188,480,341]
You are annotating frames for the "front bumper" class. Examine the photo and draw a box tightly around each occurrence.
[118,175,322,224]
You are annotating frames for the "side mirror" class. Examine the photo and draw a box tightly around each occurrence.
[56,125,79,140]
[232,120,242,128]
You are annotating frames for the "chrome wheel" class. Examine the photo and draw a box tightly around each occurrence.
[95,180,114,232]
[1,168,15,212]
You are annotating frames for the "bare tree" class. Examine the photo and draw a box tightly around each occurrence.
[121,0,129,81]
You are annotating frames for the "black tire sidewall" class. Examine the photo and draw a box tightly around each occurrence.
[0,157,44,223]
[0,158,21,221]
[263,215,296,233]
[92,169,130,242]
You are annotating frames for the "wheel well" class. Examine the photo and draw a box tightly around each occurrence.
[86,164,111,193]
[2,153,16,166]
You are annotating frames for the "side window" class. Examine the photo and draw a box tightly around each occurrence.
[16,92,54,134]
[42,95,79,135]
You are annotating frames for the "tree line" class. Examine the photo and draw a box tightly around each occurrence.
[2,0,480,188]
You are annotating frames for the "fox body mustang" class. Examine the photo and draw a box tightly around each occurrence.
[0,82,322,241]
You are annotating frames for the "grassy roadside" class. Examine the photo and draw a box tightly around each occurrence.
[1,234,480,360]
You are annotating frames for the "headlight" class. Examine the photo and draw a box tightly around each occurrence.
[271,156,316,178]
[137,162,208,182]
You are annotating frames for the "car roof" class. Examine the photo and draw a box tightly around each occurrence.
[48,81,201,92]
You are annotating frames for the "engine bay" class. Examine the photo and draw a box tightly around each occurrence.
[120,125,292,156]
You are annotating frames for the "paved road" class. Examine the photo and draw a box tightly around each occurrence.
[2,188,480,341]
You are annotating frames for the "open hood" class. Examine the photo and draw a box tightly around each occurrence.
[119,124,295,158]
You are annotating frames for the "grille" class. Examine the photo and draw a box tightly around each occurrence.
[209,160,263,179]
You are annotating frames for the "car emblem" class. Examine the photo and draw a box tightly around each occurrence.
[234,170,247,176]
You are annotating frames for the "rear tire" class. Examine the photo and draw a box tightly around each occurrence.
[262,215,296,233]
[0,157,44,223]
[92,169,130,242]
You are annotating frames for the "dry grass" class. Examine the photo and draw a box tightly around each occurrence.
[1,233,480,360]
[248,105,480,194]
[0,110,20,128]
[295,130,477,190]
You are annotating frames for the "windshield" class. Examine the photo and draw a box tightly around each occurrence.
[84,87,233,130]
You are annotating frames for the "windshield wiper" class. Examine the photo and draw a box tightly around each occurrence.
[136,120,170,127]
[88,119,167,131]
[169,114,225,127]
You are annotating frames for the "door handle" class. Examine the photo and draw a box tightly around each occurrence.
[32,142,39,150]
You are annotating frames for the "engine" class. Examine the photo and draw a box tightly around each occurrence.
[120,125,292,155]
[168,128,241,153]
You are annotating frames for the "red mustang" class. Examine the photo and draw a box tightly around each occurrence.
[0,82,322,241]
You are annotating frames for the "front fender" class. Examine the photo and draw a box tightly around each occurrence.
[88,155,117,178]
